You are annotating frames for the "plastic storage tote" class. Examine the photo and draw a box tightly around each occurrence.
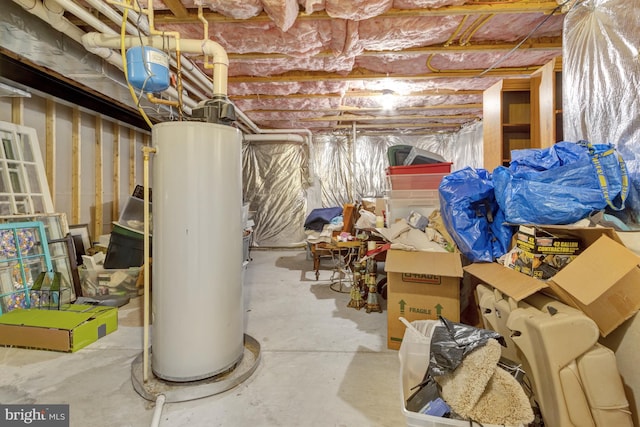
[387,162,452,175]
[387,173,449,190]
[398,319,523,427]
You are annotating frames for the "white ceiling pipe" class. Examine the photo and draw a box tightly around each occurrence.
[14,0,191,117]
[230,103,316,179]
[82,32,229,96]
[14,0,83,42]
[46,0,115,35]
[46,0,196,113]
[47,0,204,107]
[243,134,305,143]
[13,0,125,73]
[82,0,137,35]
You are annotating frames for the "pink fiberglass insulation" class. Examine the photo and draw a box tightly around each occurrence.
[233,96,342,111]
[298,0,326,15]
[341,94,483,108]
[262,0,300,31]
[229,55,356,76]
[229,81,349,96]
[356,50,561,74]
[466,13,564,42]
[393,0,468,8]
[210,20,333,56]
[325,0,393,20]
[358,15,465,51]
[346,78,501,92]
[198,0,263,19]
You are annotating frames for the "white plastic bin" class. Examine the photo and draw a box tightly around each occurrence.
[385,196,439,226]
[398,319,523,427]
[117,196,151,232]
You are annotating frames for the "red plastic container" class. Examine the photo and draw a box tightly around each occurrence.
[386,162,452,175]
[387,173,448,190]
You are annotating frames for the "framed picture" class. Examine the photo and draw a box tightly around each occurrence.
[69,224,92,265]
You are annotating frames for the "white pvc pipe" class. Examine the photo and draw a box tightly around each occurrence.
[233,105,317,188]
[150,394,166,427]
[13,0,84,42]
[50,0,198,101]
[46,0,115,35]
[14,0,190,115]
[82,32,229,96]
[83,0,137,35]
[243,134,304,143]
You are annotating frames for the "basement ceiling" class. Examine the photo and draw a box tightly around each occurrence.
[8,0,567,134]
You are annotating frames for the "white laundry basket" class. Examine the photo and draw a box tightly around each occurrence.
[398,319,523,427]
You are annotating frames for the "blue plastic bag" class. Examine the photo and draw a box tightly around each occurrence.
[439,167,514,262]
[493,141,628,225]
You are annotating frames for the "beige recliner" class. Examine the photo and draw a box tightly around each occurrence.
[476,284,633,427]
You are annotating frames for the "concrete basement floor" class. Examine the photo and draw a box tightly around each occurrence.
[0,249,405,427]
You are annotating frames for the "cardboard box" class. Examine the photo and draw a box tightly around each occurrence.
[516,225,582,255]
[465,226,640,337]
[505,245,578,280]
[0,304,118,352]
[385,249,463,350]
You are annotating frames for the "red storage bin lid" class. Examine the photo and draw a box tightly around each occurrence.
[387,162,452,175]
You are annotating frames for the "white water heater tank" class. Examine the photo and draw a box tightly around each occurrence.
[151,121,244,382]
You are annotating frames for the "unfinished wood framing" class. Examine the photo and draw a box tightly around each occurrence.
[45,99,56,201]
[94,116,104,240]
[129,131,137,195]
[71,108,81,224]
[112,124,122,221]
[11,98,23,125]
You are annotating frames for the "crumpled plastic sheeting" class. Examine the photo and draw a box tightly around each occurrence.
[242,142,309,247]
[563,0,640,221]
[243,123,483,247]
[314,122,484,205]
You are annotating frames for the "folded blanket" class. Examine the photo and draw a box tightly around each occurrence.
[304,207,343,231]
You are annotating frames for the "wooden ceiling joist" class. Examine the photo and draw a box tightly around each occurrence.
[243,103,483,113]
[155,1,563,24]
[302,113,479,122]
[228,65,541,84]
[230,91,482,101]
[227,39,562,61]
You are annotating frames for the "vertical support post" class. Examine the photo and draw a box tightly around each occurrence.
[94,116,103,240]
[45,99,56,202]
[71,108,81,224]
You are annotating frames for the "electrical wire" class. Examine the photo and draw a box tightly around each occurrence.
[120,7,153,129]
[476,0,582,77]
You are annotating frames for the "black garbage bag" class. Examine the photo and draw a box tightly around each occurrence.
[428,316,505,377]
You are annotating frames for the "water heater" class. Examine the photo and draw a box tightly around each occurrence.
[151,121,244,382]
